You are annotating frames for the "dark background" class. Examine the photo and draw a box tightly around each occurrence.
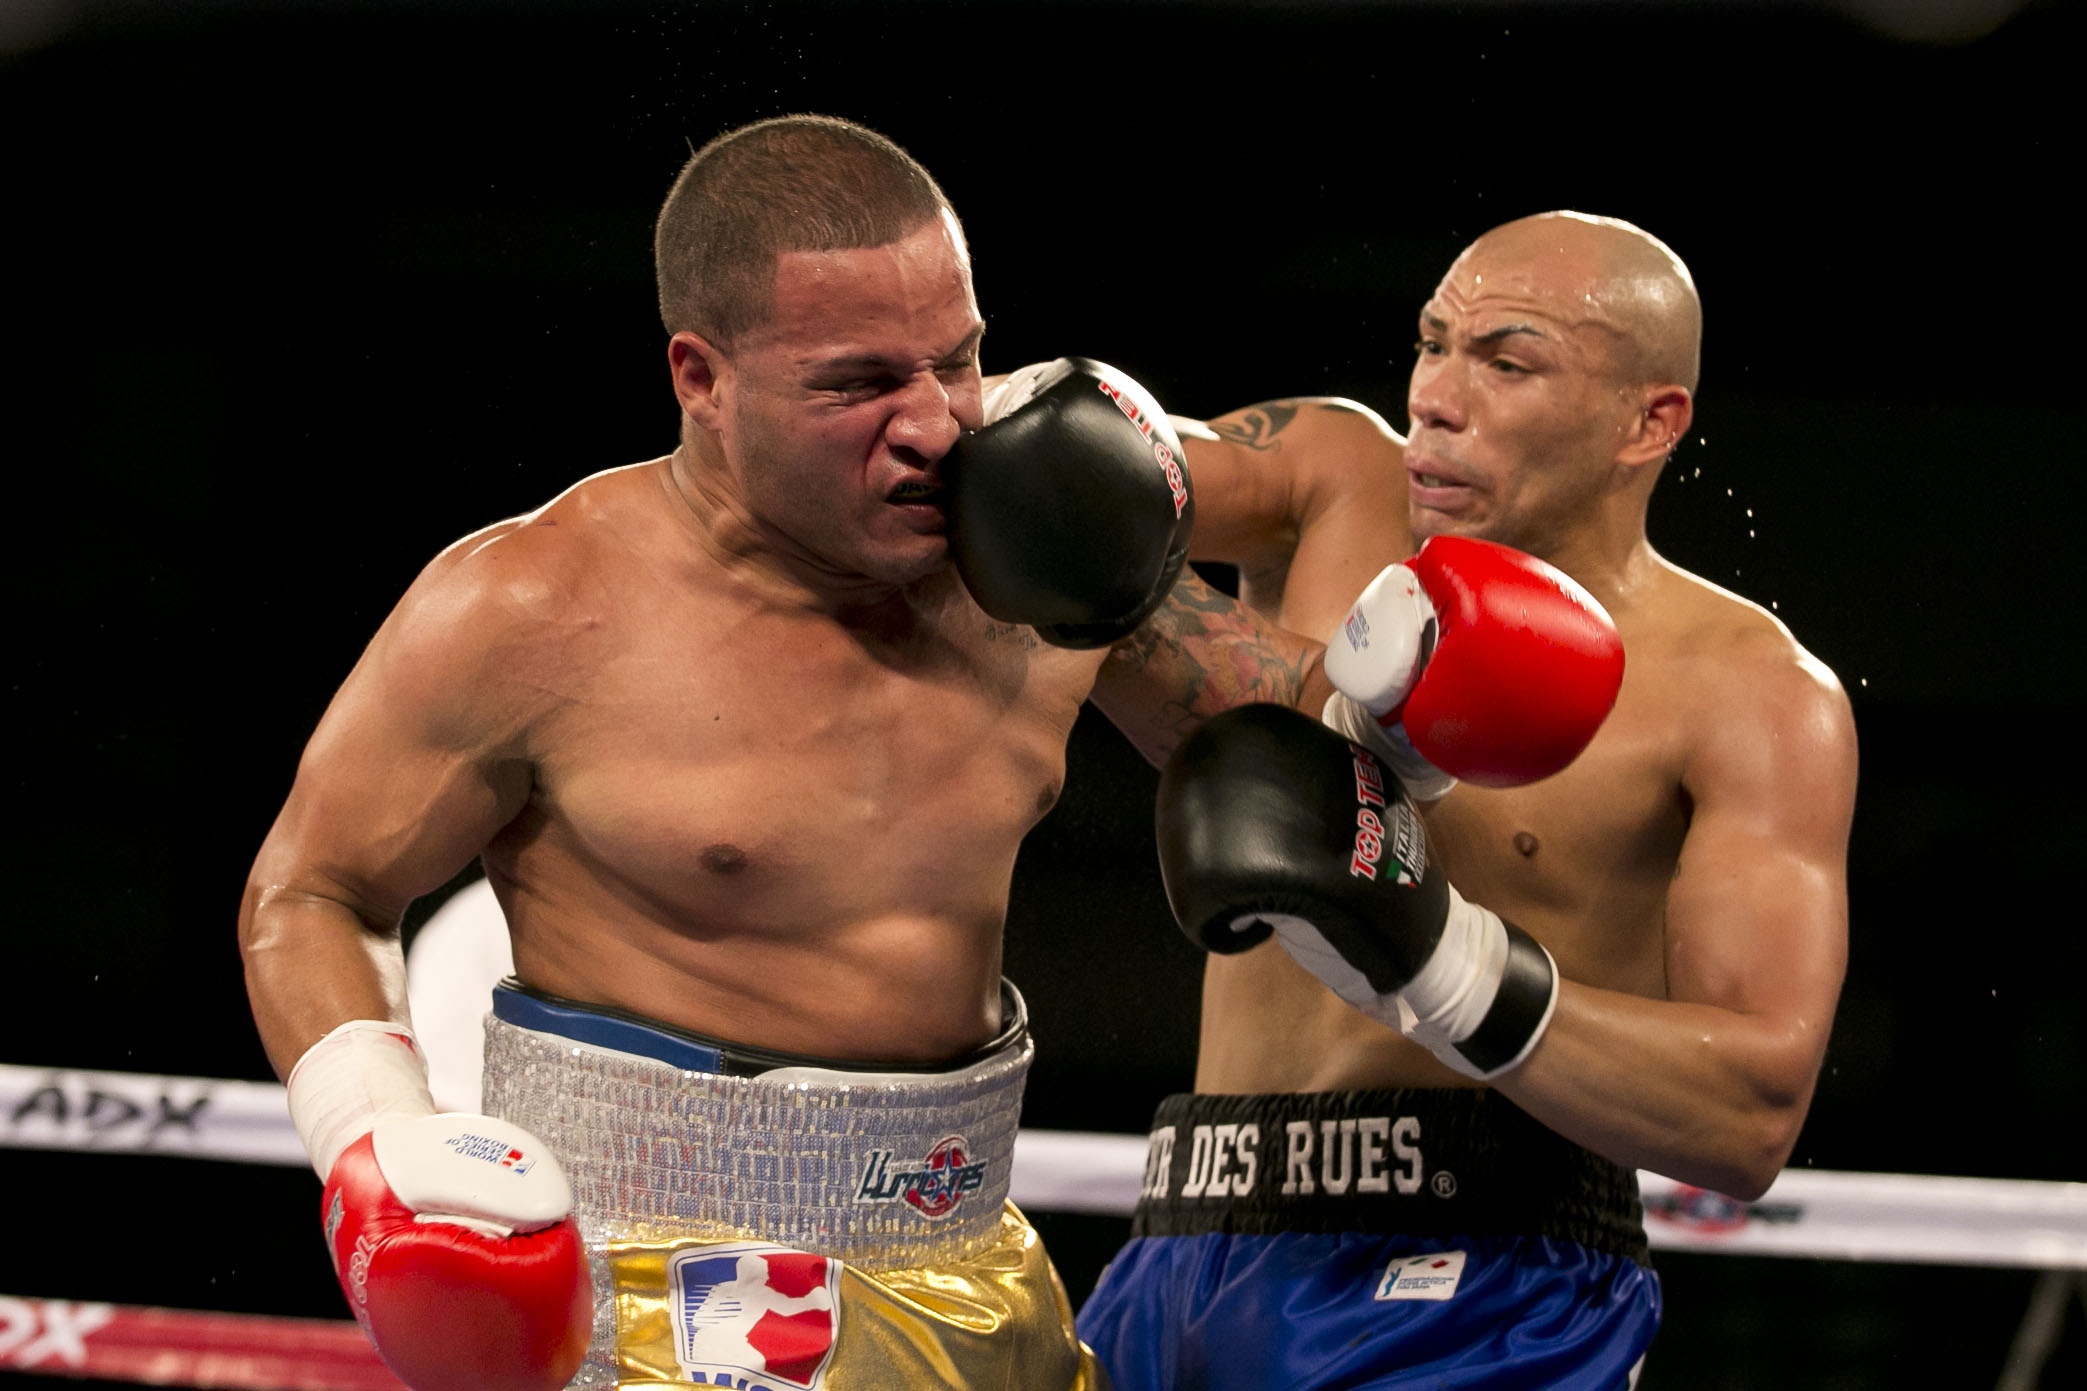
[4,0,2082,1386]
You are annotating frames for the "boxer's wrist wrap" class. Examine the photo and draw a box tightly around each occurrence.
[1322,693,1458,803]
[287,1020,437,1179]
[1387,893,1557,1081]
[1448,921,1559,1078]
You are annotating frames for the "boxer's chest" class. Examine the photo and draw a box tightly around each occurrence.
[521,608,1085,921]
[1422,672,1688,992]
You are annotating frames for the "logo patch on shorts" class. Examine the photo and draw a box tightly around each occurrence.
[668,1243,840,1389]
[1375,1249,1468,1301]
[854,1134,987,1219]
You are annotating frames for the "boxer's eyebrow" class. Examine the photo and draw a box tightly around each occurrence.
[814,324,984,375]
[1421,311,1546,340]
[937,323,986,366]
[1418,311,1552,350]
[1470,323,1550,346]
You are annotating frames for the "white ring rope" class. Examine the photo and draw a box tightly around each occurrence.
[5,1061,2084,1270]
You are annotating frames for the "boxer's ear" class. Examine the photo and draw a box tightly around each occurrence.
[1618,384,1692,471]
[670,332,732,429]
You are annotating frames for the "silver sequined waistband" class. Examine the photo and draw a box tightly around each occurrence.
[479,983,1033,1271]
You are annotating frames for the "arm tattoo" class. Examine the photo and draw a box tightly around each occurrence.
[983,621,1042,648]
[1096,570,1317,765]
[1210,400,1300,451]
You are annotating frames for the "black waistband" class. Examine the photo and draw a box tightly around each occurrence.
[1130,1090,1648,1266]
[491,977,1029,1078]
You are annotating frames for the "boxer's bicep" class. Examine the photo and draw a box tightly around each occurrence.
[248,545,543,936]
[1181,404,1303,567]
[1193,396,1402,575]
[241,547,549,1074]
[1662,652,1857,1105]
[1273,406,1413,639]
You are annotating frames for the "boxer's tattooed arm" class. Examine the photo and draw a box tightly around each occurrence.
[1213,397,1380,451]
[983,621,1042,648]
[1090,569,1320,768]
[1210,400,1300,451]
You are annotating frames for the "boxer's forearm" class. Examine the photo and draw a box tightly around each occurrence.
[240,885,410,1080]
[1092,569,1325,769]
[1489,980,1823,1201]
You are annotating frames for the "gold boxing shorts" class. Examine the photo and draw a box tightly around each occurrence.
[479,978,1104,1390]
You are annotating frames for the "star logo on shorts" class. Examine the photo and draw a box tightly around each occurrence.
[853,1134,989,1218]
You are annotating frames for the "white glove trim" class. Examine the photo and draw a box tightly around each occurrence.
[1254,912,1388,1020]
[1168,413,1222,442]
[980,359,1072,425]
[287,1020,437,1179]
[371,1112,574,1237]
[1322,693,1458,803]
[1324,563,1437,715]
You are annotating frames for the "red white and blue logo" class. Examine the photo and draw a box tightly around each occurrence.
[442,1129,537,1176]
[853,1134,988,1220]
[1643,1183,1805,1235]
[669,1243,840,1390]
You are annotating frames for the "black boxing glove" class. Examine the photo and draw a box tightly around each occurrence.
[942,357,1193,648]
[1156,703,1558,1080]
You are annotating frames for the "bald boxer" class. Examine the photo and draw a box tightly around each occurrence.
[1080,212,1857,1388]
[241,115,1348,1391]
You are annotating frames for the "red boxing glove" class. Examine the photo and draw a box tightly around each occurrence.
[288,1023,591,1391]
[322,1113,592,1391]
[1324,536,1624,788]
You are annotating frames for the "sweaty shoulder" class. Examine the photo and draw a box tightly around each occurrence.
[434,461,667,602]
[379,463,666,729]
[1647,560,1855,788]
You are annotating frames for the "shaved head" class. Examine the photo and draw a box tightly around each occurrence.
[1449,211,1701,393]
[1407,210,1704,555]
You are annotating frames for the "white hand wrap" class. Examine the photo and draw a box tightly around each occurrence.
[1391,889,1556,1079]
[1260,888,1561,1084]
[287,1020,438,1179]
[1275,891,1511,1062]
[1261,885,1554,1081]
[1322,692,1458,803]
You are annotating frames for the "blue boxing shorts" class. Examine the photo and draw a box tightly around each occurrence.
[1079,1090,1660,1390]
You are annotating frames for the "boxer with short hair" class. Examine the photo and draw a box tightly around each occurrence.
[1079,212,1857,1388]
[241,114,1338,1390]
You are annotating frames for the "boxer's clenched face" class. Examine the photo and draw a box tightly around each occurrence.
[1403,237,1647,559]
[710,212,985,588]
